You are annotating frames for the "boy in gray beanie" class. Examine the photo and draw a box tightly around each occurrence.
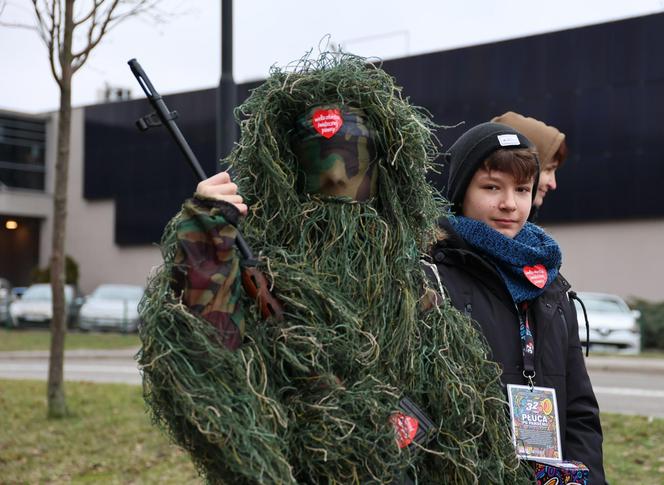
[435,122,606,484]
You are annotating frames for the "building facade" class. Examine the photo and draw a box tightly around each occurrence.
[2,13,664,300]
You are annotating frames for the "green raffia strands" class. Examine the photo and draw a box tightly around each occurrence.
[138,51,533,484]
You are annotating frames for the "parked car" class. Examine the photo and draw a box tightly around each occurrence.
[78,284,144,333]
[7,283,81,328]
[0,278,11,325]
[11,286,28,300]
[574,292,641,354]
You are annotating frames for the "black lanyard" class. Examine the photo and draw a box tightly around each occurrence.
[519,302,536,389]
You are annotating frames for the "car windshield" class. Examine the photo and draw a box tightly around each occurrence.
[91,285,143,301]
[22,285,74,302]
[576,295,628,314]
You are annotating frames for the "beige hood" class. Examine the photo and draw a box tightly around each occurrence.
[492,111,566,167]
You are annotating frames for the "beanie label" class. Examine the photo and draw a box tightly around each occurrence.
[523,264,548,288]
[312,109,343,139]
[498,134,520,146]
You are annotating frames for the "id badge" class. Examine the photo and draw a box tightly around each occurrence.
[507,384,563,462]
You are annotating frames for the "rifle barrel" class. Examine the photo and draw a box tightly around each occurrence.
[128,59,207,181]
[128,58,254,261]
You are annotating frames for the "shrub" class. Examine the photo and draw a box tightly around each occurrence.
[30,255,80,286]
[629,299,664,350]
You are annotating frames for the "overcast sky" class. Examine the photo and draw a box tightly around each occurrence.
[1,0,663,113]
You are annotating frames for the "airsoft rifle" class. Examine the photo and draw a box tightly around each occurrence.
[128,58,283,322]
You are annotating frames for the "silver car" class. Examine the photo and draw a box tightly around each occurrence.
[0,278,11,325]
[78,284,144,333]
[574,292,641,354]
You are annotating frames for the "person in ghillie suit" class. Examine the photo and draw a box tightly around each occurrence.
[137,51,533,484]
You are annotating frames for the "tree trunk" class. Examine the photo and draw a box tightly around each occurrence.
[47,0,75,419]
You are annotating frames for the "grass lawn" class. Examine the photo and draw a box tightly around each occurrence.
[602,413,664,481]
[0,328,140,352]
[0,379,199,484]
[1,379,662,483]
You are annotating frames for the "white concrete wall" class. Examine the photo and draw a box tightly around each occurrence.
[0,189,51,219]
[544,219,664,302]
[56,108,162,294]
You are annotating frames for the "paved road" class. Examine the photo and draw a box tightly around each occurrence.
[587,367,664,418]
[0,349,141,385]
[1,350,663,417]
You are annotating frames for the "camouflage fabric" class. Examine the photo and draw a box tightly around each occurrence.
[292,105,378,201]
[173,196,245,350]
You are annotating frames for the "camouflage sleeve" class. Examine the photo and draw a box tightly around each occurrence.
[173,196,245,350]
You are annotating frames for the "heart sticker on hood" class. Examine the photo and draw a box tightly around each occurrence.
[312,109,343,139]
[523,264,548,288]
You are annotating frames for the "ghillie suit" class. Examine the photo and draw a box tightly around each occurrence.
[138,52,532,484]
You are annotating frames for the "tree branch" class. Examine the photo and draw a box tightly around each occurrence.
[71,0,164,71]
[73,0,103,27]
[71,0,119,61]
[12,0,168,83]
[28,0,62,87]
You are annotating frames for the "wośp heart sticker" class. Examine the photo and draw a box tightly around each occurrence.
[389,412,419,448]
[312,109,343,139]
[523,264,548,288]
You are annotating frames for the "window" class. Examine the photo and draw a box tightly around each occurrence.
[0,115,46,191]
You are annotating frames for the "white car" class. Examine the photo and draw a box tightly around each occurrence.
[78,284,144,333]
[574,292,641,354]
[8,284,77,327]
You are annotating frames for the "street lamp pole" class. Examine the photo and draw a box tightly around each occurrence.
[217,0,237,166]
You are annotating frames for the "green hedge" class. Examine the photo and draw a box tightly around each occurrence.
[630,299,664,350]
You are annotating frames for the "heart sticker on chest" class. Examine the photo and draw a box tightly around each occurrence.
[312,109,343,139]
[523,264,548,288]
[389,412,419,448]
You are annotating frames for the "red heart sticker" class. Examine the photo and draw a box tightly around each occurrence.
[312,109,343,139]
[389,412,419,448]
[523,264,548,288]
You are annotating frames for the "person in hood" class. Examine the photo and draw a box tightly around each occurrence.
[492,111,568,220]
[138,54,532,484]
[434,122,606,484]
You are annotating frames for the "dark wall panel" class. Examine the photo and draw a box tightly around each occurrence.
[379,13,664,223]
[85,13,664,245]
[84,83,259,245]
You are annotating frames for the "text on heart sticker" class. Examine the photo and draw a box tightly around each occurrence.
[523,264,548,288]
[312,109,343,138]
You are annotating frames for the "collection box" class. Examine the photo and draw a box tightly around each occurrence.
[533,459,589,484]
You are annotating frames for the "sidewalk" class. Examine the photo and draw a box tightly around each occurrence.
[1,348,663,373]
[0,347,139,360]
[585,355,664,375]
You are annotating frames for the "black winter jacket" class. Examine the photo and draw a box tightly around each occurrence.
[432,219,606,484]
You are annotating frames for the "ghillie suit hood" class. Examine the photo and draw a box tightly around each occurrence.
[138,52,531,484]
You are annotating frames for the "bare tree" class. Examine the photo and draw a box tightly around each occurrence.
[2,0,162,418]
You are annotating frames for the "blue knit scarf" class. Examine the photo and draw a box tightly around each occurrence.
[449,216,562,303]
